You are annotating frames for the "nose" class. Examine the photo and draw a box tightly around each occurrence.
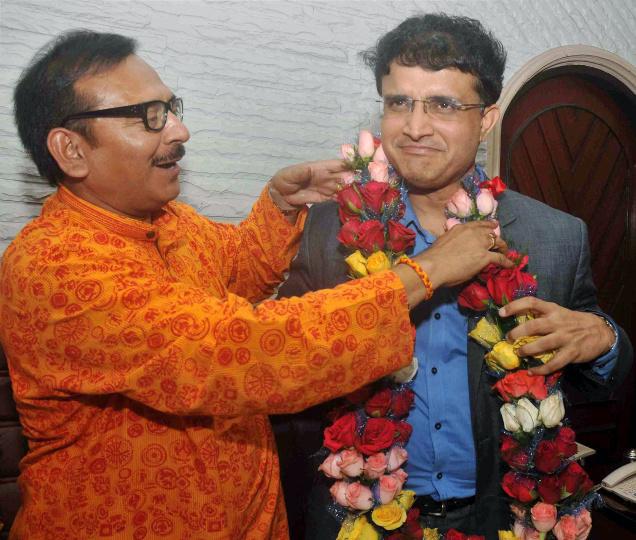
[163,110,190,144]
[402,102,434,140]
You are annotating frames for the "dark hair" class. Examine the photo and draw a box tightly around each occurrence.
[362,14,506,106]
[13,30,137,186]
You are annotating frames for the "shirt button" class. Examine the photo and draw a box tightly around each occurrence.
[436,472,443,480]
[434,313,441,320]
[435,422,442,430]
[431,367,438,375]
[146,231,156,239]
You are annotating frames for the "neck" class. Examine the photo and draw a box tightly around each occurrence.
[407,165,477,237]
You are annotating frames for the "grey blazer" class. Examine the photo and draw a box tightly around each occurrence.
[274,190,633,539]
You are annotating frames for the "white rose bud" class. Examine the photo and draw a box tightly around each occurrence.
[501,403,521,432]
[539,392,565,428]
[516,398,540,433]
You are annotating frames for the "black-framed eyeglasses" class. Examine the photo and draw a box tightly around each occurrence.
[61,96,183,132]
[378,95,485,120]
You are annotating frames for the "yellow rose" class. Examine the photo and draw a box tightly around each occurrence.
[423,528,441,540]
[485,341,521,371]
[469,317,503,349]
[512,336,555,364]
[498,531,521,540]
[345,250,369,278]
[371,500,407,531]
[337,515,381,540]
[394,489,416,510]
[366,251,391,274]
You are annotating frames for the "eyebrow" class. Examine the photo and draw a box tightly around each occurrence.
[384,93,462,103]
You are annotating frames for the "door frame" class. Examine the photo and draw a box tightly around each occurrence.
[486,45,636,176]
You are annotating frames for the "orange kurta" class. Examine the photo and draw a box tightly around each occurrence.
[0,186,413,539]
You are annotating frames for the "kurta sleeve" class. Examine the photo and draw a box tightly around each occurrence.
[2,236,413,418]
[186,186,308,303]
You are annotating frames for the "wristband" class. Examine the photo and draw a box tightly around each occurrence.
[397,255,434,300]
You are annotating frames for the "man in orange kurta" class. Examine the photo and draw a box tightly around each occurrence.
[1,31,507,539]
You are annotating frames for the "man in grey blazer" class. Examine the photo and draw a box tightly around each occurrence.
[273,13,633,539]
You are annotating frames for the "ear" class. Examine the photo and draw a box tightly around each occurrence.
[47,127,90,180]
[479,104,501,141]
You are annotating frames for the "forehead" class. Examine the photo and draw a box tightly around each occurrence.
[74,54,172,107]
[382,62,480,98]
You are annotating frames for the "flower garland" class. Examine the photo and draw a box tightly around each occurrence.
[319,130,483,540]
[450,174,600,540]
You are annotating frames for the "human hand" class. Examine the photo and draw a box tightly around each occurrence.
[269,159,350,209]
[499,297,616,375]
[413,221,512,289]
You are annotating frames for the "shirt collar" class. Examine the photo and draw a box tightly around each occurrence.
[57,185,172,242]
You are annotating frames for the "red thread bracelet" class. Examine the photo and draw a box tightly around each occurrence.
[398,255,434,300]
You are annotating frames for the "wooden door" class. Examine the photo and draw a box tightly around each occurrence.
[500,70,636,475]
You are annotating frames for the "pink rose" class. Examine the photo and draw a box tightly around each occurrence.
[445,217,461,230]
[386,446,408,472]
[391,468,408,484]
[341,171,356,185]
[377,474,401,504]
[553,515,577,540]
[475,188,497,216]
[345,481,374,510]
[358,130,375,158]
[329,480,349,506]
[513,521,541,540]
[341,143,355,161]
[363,452,388,479]
[372,143,388,163]
[447,189,473,217]
[574,509,592,540]
[530,502,557,532]
[318,453,344,479]
[339,449,364,477]
[368,161,389,183]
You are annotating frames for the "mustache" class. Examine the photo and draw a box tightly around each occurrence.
[152,144,186,166]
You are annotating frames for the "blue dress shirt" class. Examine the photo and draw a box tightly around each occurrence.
[401,193,618,501]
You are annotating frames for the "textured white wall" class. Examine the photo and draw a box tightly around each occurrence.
[1,0,634,254]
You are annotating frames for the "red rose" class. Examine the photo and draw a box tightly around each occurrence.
[479,176,507,197]
[393,420,413,444]
[383,186,402,208]
[323,411,357,452]
[559,462,593,496]
[365,388,393,417]
[391,389,415,418]
[493,370,547,402]
[361,181,390,213]
[534,440,562,474]
[486,267,520,305]
[554,427,577,458]
[506,250,529,270]
[458,282,491,311]
[337,218,362,248]
[386,220,416,253]
[500,434,529,470]
[478,262,500,282]
[337,185,363,217]
[356,220,386,253]
[515,271,538,297]
[400,508,423,539]
[545,371,562,391]
[355,417,398,455]
[538,474,563,504]
[445,530,468,540]
[501,471,537,503]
